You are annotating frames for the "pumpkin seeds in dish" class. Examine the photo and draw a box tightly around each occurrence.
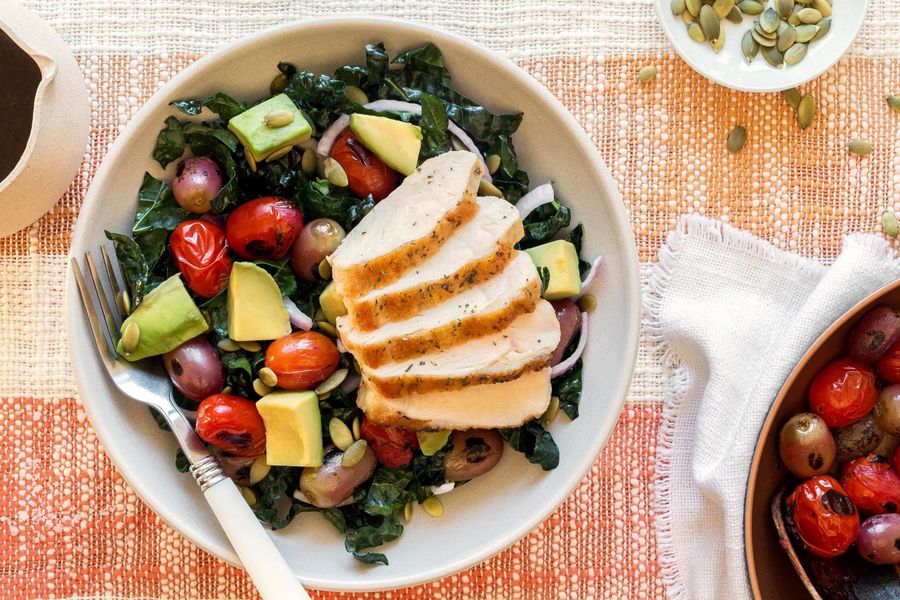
[794,24,818,43]
[812,18,831,41]
[784,43,807,65]
[726,6,743,23]
[699,5,720,42]
[760,7,779,33]
[686,0,701,17]
[848,139,872,157]
[752,28,777,47]
[777,25,797,52]
[797,7,822,23]
[738,0,764,15]
[812,0,831,18]
[762,45,784,68]
[776,0,794,18]
[712,30,726,53]
[742,30,760,61]
[671,0,686,15]
[727,125,747,153]
[713,0,734,19]
[688,21,706,41]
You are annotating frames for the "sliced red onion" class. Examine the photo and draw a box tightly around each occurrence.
[516,183,555,220]
[446,122,490,181]
[316,114,350,158]
[338,370,361,394]
[551,312,588,378]
[364,99,422,114]
[282,296,313,331]
[430,482,456,495]
[293,488,356,507]
[336,338,348,354]
[577,256,604,298]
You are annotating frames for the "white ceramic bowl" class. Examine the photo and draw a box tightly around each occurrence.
[655,0,869,92]
[67,18,640,592]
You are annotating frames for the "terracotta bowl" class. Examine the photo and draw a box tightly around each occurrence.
[745,279,900,599]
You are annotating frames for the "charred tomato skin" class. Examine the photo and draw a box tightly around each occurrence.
[787,475,860,558]
[195,393,266,457]
[168,219,232,297]
[225,196,303,260]
[359,417,419,468]
[808,357,878,428]
[330,130,399,201]
[839,454,900,515]
[264,331,340,391]
[875,340,900,384]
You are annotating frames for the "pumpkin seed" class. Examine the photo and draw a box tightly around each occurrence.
[738,0,764,15]
[712,29,726,53]
[888,96,900,112]
[797,7,822,23]
[682,10,696,23]
[264,145,293,162]
[755,21,777,39]
[221,385,232,395]
[316,321,338,337]
[478,178,505,198]
[671,0,686,15]
[776,0,794,18]
[486,154,501,174]
[637,66,657,82]
[540,396,561,426]
[344,85,369,105]
[239,341,262,352]
[324,157,349,187]
[329,418,354,451]
[882,213,900,239]
[217,338,242,352]
[318,259,332,280]
[245,149,257,173]
[699,5,720,41]
[252,378,272,397]
[788,11,801,26]
[403,500,413,522]
[301,148,318,176]
[249,457,271,485]
[797,94,816,129]
[727,125,747,153]
[315,368,348,396]
[812,18,831,41]
[238,485,258,506]
[422,497,444,518]
[341,439,368,467]
[116,289,131,316]
[258,367,278,388]
[752,28,777,47]
[742,30,760,61]
[352,416,361,440]
[263,109,294,128]
[777,26,797,52]
[577,294,597,313]
[121,321,141,355]
[760,7,779,32]
[270,73,289,95]
[784,43,807,65]
[713,0,734,18]
[686,0,701,17]
[726,6,743,23]
[687,22,706,42]
[762,45,784,68]
[812,0,831,18]
[794,24,818,42]
[848,139,872,156]
[783,87,802,109]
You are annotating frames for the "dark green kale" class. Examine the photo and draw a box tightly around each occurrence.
[500,421,560,470]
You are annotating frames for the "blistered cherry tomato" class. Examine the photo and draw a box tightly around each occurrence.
[876,341,900,384]
[894,445,900,474]
[787,475,860,558]
[225,196,303,260]
[840,454,900,515]
[169,219,232,297]
[195,394,266,457]
[330,130,398,201]
[359,417,419,468]
[264,331,340,390]
[808,357,878,428]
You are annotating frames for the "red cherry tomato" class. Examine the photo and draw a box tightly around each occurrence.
[893,445,900,474]
[264,331,340,391]
[225,196,303,260]
[787,475,860,558]
[169,219,232,297]
[875,341,900,384]
[809,357,878,428]
[359,417,419,468]
[195,394,266,457]
[840,454,900,515]
[330,130,398,201]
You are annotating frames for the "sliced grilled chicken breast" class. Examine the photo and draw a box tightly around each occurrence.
[357,368,552,430]
[329,151,483,298]
[338,252,541,367]
[346,196,525,330]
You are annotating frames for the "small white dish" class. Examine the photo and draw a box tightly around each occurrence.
[655,0,870,92]
[67,17,641,592]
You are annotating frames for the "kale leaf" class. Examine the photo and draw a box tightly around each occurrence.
[153,116,185,167]
[296,179,374,231]
[254,466,302,529]
[253,257,297,297]
[133,173,190,271]
[520,201,571,248]
[364,468,413,518]
[104,231,150,305]
[200,291,228,338]
[170,92,250,121]
[553,360,583,420]
[500,421,560,470]
[418,93,450,160]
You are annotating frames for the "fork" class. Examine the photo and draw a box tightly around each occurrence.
[72,245,310,600]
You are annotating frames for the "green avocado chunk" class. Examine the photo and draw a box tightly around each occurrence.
[227,94,312,162]
[416,430,451,456]
[525,239,583,300]
[256,390,324,467]
[349,113,423,175]
[319,281,347,326]
[227,262,291,342]
[116,275,209,361]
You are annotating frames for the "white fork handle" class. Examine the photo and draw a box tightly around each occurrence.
[204,478,310,600]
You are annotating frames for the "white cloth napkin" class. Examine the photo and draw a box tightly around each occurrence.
[646,214,900,600]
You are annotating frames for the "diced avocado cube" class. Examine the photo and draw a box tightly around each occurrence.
[227,94,312,161]
[349,113,422,175]
[116,275,209,362]
[256,390,324,467]
[525,240,582,300]
[416,430,451,456]
[319,281,347,326]
[227,262,291,341]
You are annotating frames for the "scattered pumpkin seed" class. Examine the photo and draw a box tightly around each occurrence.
[762,45,785,68]
[486,154,501,174]
[848,139,872,156]
[687,22,706,42]
[726,6,743,23]
[344,85,369,105]
[738,0,764,15]
[316,320,338,337]
[713,0,734,19]
[888,96,900,112]
[329,418,354,451]
[797,94,816,129]
[264,145,293,162]
[777,25,796,52]
[238,485,258,506]
[352,416,361,440]
[270,73,289,95]
[671,0,686,15]
[742,31,760,62]
[403,500,414,522]
[239,341,262,353]
[812,18,831,41]
[116,289,131,316]
[540,396,561,427]
[760,7,779,33]
[812,0,831,18]
[252,378,272,397]
[794,24,818,42]
[323,157,349,187]
[578,295,597,313]
[699,5,721,41]
[637,66,658,82]
[783,88,802,109]
[422,497,444,518]
[727,125,748,153]
[258,366,278,388]
[318,259,332,280]
[882,213,900,238]
[249,457,271,485]
[263,109,294,128]
[217,338,242,352]
[316,368,348,396]
[752,28,777,47]
[341,439,368,467]
[686,0,701,17]
[301,148,318,176]
[776,0,794,18]
[797,7,822,23]
[221,385,232,395]
[784,43,807,65]
[712,30,726,53]
[121,321,141,355]
[478,178,505,198]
